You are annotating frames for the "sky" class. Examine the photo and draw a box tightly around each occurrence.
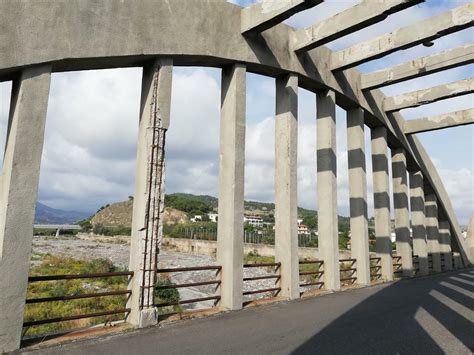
[0,0,473,224]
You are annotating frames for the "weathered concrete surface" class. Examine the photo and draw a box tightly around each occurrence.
[409,171,429,275]
[469,213,474,264]
[331,3,474,70]
[217,64,246,311]
[241,0,322,34]
[371,127,393,281]
[404,109,474,134]
[392,148,413,277]
[22,269,474,355]
[347,108,370,286]
[384,78,474,113]
[0,65,51,353]
[127,59,173,328]
[317,90,340,291]
[361,44,474,90]
[275,74,299,299]
[439,221,453,272]
[426,194,442,273]
[293,0,422,51]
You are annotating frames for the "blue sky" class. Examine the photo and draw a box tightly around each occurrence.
[0,0,472,224]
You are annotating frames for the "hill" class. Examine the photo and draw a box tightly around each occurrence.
[35,202,91,224]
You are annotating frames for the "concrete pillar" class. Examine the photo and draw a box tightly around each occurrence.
[409,171,429,275]
[217,64,246,310]
[453,252,462,269]
[274,74,299,299]
[0,65,51,353]
[371,127,393,281]
[128,59,173,327]
[316,89,340,291]
[346,108,370,286]
[467,212,474,266]
[439,221,453,271]
[392,149,413,277]
[425,194,442,272]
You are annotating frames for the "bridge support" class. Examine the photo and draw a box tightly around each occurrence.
[0,65,51,353]
[371,127,393,281]
[347,108,370,286]
[409,171,429,275]
[392,149,413,277]
[317,89,340,291]
[217,64,246,310]
[127,59,173,327]
[274,74,299,299]
[439,221,453,271]
[425,194,442,272]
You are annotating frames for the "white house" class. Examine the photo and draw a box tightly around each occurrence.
[244,215,264,228]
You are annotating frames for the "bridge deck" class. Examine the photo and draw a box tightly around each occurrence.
[22,269,473,354]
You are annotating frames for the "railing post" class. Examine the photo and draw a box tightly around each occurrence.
[439,221,453,271]
[217,64,246,310]
[371,127,393,281]
[346,107,370,286]
[391,148,413,277]
[128,58,173,327]
[275,73,299,299]
[425,194,442,272]
[0,65,51,353]
[409,171,429,275]
[317,89,340,291]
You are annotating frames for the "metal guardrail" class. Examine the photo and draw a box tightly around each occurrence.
[339,258,357,285]
[24,271,133,328]
[299,260,324,291]
[243,262,281,304]
[156,266,221,308]
[393,255,402,274]
[370,257,382,281]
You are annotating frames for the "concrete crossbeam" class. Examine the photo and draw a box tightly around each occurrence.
[331,3,474,70]
[404,109,474,134]
[439,221,453,271]
[0,65,51,353]
[241,0,322,34]
[346,108,370,286]
[392,148,413,277]
[409,171,429,275]
[384,78,474,113]
[361,44,474,90]
[425,194,442,273]
[293,0,422,52]
[371,127,393,281]
[275,74,299,299]
[217,64,246,310]
[128,59,173,328]
[317,89,340,291]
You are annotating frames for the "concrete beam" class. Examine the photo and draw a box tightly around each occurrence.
[347,108,370,286]
[317,89,340,291]
[468,212,474,264]
[0,65,51,353]
[128,59,173,328]
[361,44,474,90]
[439,221,453,271]
[384,78,474,112]
[293,0,422,52]
[425,194,442,272]
[217,64,246,310]
[241,0,322,34]
[331,3,474,70]
[404,109,474,134]
[275,73,299,299]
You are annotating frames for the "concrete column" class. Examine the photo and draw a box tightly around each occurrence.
[439,221,453,271]
[128,59,173,327]
[316,89,340,291]
[392,149,413,277]
[409,171,429,275]
[346,108,370,286]
[275,74,299,299]
[425,194,442,272]
[217,64,246,310]
[467,212,473,267]
[371,127,393,281]
[0,65,51,353]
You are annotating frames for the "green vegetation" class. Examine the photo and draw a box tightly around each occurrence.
[92,223,131,236]
[165,194,214,216]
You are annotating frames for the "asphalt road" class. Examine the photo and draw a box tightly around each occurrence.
[22,269,474,355]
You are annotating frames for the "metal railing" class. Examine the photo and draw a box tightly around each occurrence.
[299,260,324,292]
[370,257,382,282]
[393,255,402,275]
[339,258,357,285]
[155,265,221,309]
[243,262,281,305]
[23,271,133,328]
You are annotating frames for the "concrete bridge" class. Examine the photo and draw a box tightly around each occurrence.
[0,0,473,352]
